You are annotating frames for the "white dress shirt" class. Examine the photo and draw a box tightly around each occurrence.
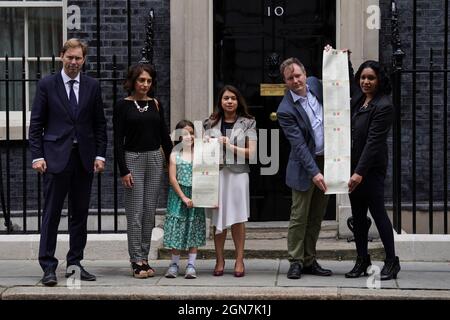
[290,86,325,156]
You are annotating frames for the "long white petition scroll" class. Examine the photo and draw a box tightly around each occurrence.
[322,50,351,194]
[191,138,220,207]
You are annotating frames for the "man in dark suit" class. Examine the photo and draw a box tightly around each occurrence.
[29,38,107,286]
[277,57,332,279]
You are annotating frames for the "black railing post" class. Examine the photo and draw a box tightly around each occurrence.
[5,55,11,232]
[127,0,132,68]
[112,54,118,233]
[391,0,405,234]
[96,0,101,79]
[96,0,102,232]
[429,48,434,234]
[140,8,156,101]
[444,0,448,234]
[139,8,155,66]
[37,56,43,232]
[21,56,27,232]
[1,55,12,233]
[412,0,417,233]
[51,54,56,75]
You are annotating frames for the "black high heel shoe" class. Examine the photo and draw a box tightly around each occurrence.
[380,256,401,280]
[345,255,372,278]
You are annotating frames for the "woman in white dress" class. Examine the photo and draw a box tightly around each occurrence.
[203,85,257,277]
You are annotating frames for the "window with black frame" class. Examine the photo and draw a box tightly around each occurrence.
[0,1,64,116]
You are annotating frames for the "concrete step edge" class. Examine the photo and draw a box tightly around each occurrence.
[243,221,338,232]
[3,286,450,300]
[158,247,386,261]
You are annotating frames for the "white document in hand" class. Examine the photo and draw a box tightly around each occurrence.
[192,138,220,207]
[322,49,351,194]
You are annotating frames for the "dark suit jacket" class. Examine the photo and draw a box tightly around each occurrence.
[351,90,394,177]
[29,72,107,173]
[277,77,323,192]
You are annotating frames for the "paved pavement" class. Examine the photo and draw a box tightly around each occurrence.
[1,259,449,301]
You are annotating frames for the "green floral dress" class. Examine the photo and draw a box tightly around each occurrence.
[163,153,206,250]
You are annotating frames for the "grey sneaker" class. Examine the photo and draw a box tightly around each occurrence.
[185,264,197,279]
[165,263,179,278]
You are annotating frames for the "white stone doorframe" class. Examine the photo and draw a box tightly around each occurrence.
[170,0,214,130]
[170,0,380,237]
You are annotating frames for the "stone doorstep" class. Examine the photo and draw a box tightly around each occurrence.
[0,232,162,261]
[0,231,383,261]
[394,233,450,262]
[222,229,337,240]
[219,221,338,240]
[158,238,386,261]
[2,228,450,262]
[242,221,337,231]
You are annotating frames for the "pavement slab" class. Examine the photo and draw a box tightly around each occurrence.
[0,259,449,300]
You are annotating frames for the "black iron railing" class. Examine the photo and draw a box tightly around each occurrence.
[0,3,157,235]
[390,0,449,234]
[0,55,126,234]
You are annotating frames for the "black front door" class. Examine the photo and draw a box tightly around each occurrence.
[213,0,336,221]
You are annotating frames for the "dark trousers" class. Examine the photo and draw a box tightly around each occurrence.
[349,169,396,259]
[39,147,94,272]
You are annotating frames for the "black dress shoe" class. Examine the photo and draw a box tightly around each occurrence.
[302,260,332,276]
[287,262,302,279]
[65,265,97,281]
[41,270,57,286]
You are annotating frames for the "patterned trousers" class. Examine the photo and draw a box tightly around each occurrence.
[124,150,163,263]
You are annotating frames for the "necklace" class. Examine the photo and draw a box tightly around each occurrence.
[360,98,371,110]
[133,100,149,112]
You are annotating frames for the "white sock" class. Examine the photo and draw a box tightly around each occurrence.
[171,254,180,265]
[188,253,197,266]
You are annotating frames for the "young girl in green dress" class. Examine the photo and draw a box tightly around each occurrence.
[163,120,206,279]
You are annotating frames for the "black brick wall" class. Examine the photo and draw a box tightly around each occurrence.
[68,0,171,211]
[379,0,449,203]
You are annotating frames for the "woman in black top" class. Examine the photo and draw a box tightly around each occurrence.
[345,60,400,281]
[113,64,172,278]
